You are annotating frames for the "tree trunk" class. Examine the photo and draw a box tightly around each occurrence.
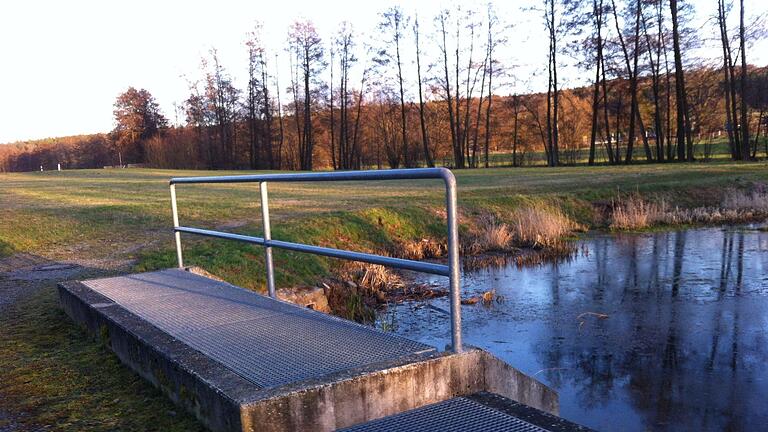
[484,10,494,169]
[739,0,750,160]
[440,14,461,169]
[718,0,738,159]
[588,0,604,166]
[601,51,615,164]
[414,17,434,167]
[395,23,409,168]
[670,0,692,161]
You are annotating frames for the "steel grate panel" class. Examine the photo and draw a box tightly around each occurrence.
[340,396,548,432]
[82,269,435,388]
[122,293,284,333]
[184,312,434,387]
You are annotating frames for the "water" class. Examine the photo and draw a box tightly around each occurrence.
[384,226,768,431]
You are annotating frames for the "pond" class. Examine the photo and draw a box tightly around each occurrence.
[382,226,768,431]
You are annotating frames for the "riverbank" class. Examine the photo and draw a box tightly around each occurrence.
[135,164,768,320]
[2,162,768,429]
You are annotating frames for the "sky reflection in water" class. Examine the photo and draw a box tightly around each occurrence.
[384,226,768,431]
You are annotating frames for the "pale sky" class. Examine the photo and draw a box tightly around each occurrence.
[1,0,765,143]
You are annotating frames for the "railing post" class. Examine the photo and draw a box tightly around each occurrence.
[443,171,463,353]
[170,183,184,268]
[260,182,276,298]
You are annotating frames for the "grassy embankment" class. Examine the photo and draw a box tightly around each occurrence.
[5,163,768,287]
[2,162,768,430]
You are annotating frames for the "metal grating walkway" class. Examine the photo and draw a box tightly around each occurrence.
[340,395,547,432]
[83,269,435,389]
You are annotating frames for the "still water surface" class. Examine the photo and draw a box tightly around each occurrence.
[385,226,768,431]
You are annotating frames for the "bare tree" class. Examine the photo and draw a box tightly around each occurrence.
[641,0,667,162]
[274,53,285,169]
[329,40,336,169]
[483,4,502,168]
[203,50,240,168]
[333,22,358,169]
[717,0,740,159]
[436,9,462,168]
[670,0,693,161]
[413,14,434,167]
[544,0,561,167]
[738,0,750,159]
[610,0,650,163]
[588,0,607,165]
[288,20,324,170]
[246,24,275,169]
[378,7,412,167]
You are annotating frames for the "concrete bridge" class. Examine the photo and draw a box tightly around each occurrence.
[58,169,591,431]
[59,268,589,431]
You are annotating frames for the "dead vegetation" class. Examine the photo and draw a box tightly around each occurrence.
[392,238,446,260]
[321,262,447,322]
[467,207,580,254]
[610,187,768,230]
[461,289,504,305]
[508,207,579,249]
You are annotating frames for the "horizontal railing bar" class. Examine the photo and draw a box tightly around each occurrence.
[170,167,452,185]
[175,226,450,276]
[176,226,266,244]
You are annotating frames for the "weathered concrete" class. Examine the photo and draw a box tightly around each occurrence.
[239,349,558,431]
[341,392,593,432]
[58,269,560,432]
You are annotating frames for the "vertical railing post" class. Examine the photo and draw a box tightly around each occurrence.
[260,182,276,298]
[170,183,184,268]
[443,171,462,353]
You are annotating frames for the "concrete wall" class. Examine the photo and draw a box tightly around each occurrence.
[240,349,557,431]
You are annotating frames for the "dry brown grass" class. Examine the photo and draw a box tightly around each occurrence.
[477,214,514,251]
[394,238,446,260]
[465,207,577,254]
[509,207,576,248]
[723,188,768,212]
[610,188,768,230]
[338,261,404,292]
[610,196,659,230]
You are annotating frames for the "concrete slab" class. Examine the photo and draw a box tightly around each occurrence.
[340,392,594,432]
[59,268,560,432]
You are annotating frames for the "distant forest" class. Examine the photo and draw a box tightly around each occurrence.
[1,0,767,173]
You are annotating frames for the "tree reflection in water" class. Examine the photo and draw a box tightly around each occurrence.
[388,226,768,431]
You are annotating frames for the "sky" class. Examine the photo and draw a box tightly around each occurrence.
[1,0,766,144]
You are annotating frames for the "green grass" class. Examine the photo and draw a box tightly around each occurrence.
[3,162,768,272]
[0,286,205,431]
[482,137,768,167]
[2,161,768,430]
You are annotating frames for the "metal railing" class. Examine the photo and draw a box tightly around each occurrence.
[169,168,462,352]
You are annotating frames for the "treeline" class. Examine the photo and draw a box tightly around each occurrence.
[2,0,767,173]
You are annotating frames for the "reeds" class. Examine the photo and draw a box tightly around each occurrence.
[478,214,514,251]
[509,207,576,248]
[465,207,578,257]
[610,188,768,230]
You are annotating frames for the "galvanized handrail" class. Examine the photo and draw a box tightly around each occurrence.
[169,168,462,352]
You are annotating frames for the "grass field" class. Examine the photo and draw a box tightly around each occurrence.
[2,161,768,430]
[4,162,768,258]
